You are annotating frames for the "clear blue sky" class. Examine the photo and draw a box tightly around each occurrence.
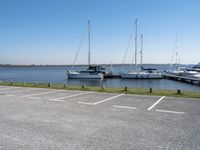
[0,0,199,65]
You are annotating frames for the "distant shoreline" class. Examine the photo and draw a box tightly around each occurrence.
[0,63,192,68]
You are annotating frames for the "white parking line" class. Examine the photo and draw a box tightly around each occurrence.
[156,109,185,115]
[5,89,34,94]
[21,91,54,98]
[77,101,95,105]
[94,94,125,105]
[48,99,65,102]
[49,92,89,101]
[147,96,165,110]
[27,97,41,100]
[78,93,125,105]
[0,87,20,91]
[113,105,136,110]
[6,94,15,97]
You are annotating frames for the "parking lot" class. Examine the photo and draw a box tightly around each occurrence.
[0,85,200,149]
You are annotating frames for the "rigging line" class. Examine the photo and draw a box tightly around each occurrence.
[169,46,176,70]
[122,32,133,64]
[169,35,179,71]
[71,24,88,69]
[131,36,140,65]
[122,23,135,65]
[131,56,135,66]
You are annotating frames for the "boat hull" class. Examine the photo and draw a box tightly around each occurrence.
[121,73,162,79]
[67,72,104,79]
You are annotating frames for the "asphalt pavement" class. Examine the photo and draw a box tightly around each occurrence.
[0,86,199,150]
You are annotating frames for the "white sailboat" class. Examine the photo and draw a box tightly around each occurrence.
[121,20,162,79]
[67,21,104,79]
[166,34,200,79]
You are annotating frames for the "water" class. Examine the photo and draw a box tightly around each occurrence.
[0,64,200,92]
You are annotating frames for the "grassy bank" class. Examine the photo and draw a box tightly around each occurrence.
[0,81,200,99]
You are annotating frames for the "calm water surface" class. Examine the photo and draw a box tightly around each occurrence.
[0,65,200,92]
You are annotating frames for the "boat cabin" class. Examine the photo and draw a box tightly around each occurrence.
[141,68,159,73]
[86,65,106,74]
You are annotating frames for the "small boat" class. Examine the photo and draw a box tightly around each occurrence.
[180,71,200,79]
[67,21,104,79]
[186,63,200,72]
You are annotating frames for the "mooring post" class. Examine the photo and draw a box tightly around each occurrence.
[149,87,152,93]
[177,89,181,94]
[125,86,128,91]
[48,83,51,87]
[102,85,105,90]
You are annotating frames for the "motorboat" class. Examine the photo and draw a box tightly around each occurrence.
[166,67,200,79]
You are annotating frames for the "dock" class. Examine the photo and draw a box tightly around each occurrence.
[104,74,121,79]
[163,73,200,85]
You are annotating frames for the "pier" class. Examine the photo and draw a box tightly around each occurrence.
[163,74,200,85]
[103,73,163,79]
[103,73,121,79]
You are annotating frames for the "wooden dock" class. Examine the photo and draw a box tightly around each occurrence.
[163,73,200,85]
[104,74,121,79]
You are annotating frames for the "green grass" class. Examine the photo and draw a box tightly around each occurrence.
[0,81,200,99]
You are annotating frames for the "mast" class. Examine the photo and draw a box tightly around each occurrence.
[88,20,91,66]
[140,34,143,68]
[135,19,138,66]
[175,33,179,70]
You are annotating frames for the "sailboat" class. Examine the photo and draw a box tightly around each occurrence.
[120,19,162,79]
[165,34,200,79]
[67,21,104,79]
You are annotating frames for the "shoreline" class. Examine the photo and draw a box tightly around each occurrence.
[0,81,199,99]
[0,63,194,68]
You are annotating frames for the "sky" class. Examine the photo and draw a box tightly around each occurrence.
[0,0,199,65]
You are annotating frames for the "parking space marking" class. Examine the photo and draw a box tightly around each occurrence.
[94,94,125,105]
[113,105,136,110]
[147,96,165,110]
[48,99,65,102]
[156,109,185,115]
[77,101,96,105]
[5,89,34,94]
[21,91,54,98]
[49,92,90,101]
[0,87,20,91]
[6,94,15,97]
[78,93,125,105]
[27,97,41,100]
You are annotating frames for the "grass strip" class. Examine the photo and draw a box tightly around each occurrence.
[0,81,199,99]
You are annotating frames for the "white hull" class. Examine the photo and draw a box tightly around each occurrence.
[180,72,200,79]
[167,70,200,79]
[121,72,162,79]
[67,71,103,79]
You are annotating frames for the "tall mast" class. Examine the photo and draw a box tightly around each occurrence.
[140,34,143,68]
[135,19,138,66]
[88,20,91,66]
[175,33,179,69]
